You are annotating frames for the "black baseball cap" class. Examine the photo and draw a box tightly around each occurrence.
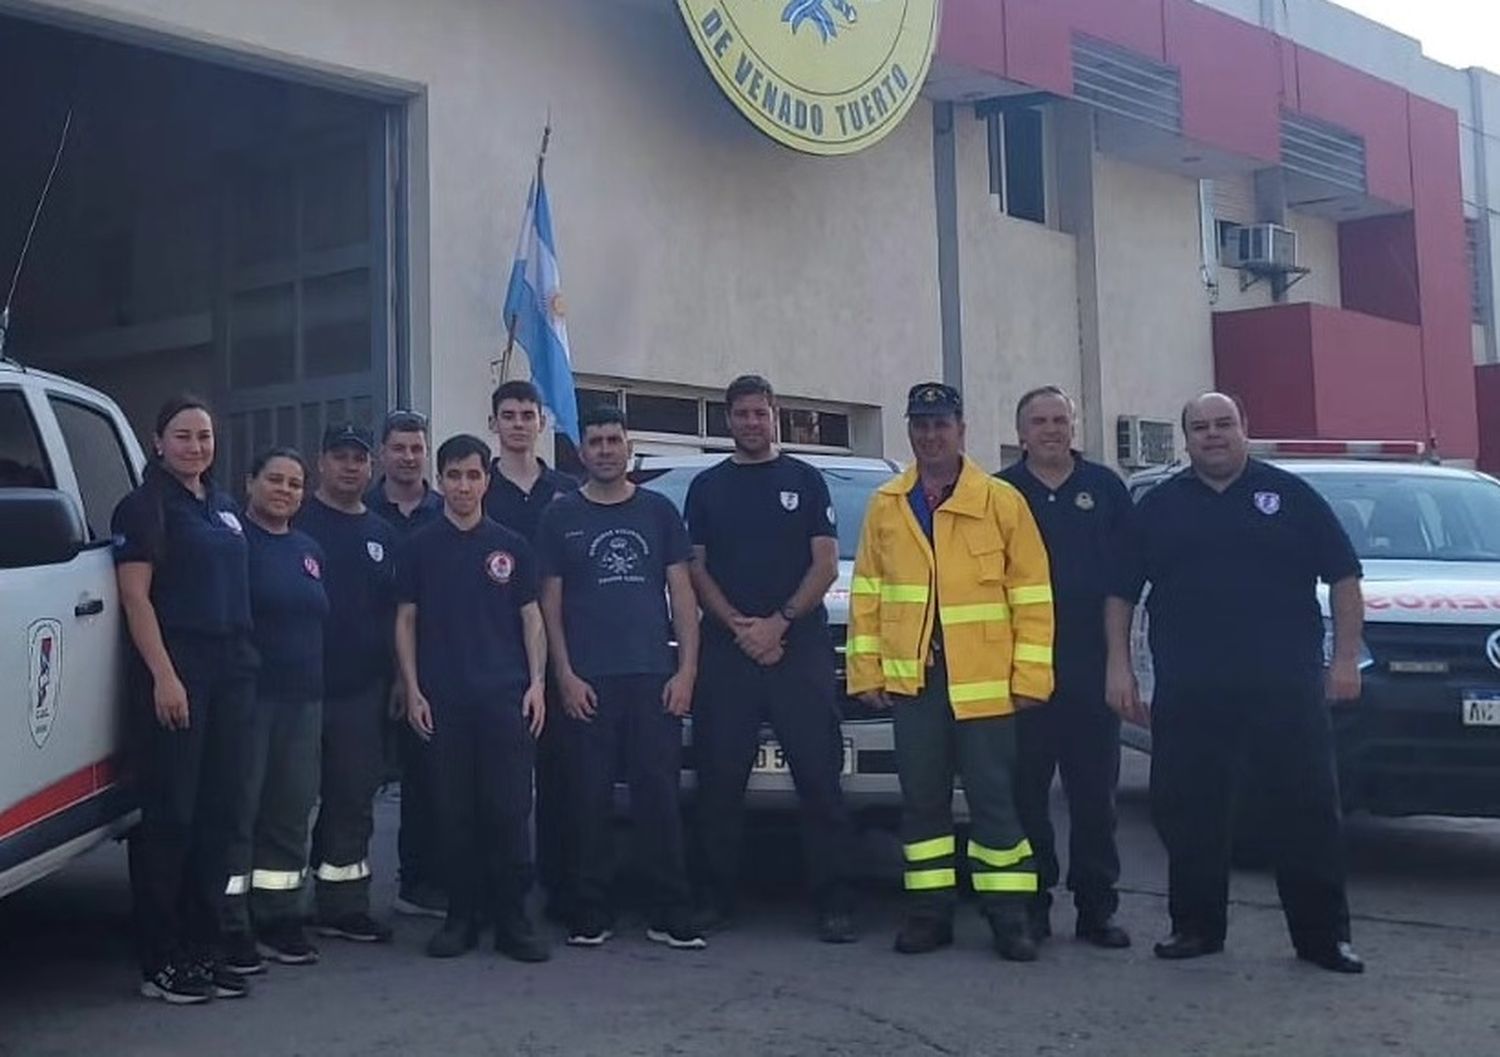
[322,423,374,453]
[906,382,963,417]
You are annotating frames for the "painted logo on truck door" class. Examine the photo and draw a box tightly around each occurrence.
[26,619,62,749]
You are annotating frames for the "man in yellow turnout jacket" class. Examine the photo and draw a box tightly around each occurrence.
[849,383,1055,961]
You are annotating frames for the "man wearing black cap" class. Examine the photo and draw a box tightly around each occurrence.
[295,424,397,943]
[848,382,1055,962]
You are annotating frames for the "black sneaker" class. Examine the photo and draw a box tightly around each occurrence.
[139,962,213,1005]
[393,883,448,919]
[494,911,552,963]
[223,932,267,976]
[566,908,615,948]
[646,910,708,951]
[316,912,394,944]
[194,958,250,999]
[258,921,320,966]
[426,918,478,959]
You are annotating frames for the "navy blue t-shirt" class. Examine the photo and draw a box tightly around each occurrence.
[1000,455,1132,693]
[395,515,538,705]
[366,479,443,541]
[1112,459,1362,687]
[484,458,578,544]
[684,455,836,644]
[537,488,691,680]
[111,466,251,636]
[245,520,330,702]
[295,497,396,697]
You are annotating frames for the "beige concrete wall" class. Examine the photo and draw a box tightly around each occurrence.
[16,0,942,456]
[950,111,1082,468]
[1092,154,1217,463]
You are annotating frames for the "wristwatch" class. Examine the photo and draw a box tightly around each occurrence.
[779,603,798,622]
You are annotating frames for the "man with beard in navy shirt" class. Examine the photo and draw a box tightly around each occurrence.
[296,424,397,944]
[395,434,550,962]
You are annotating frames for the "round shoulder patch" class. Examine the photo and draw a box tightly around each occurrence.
[485,550,515,585]
[217,510,244,534]
[303,554,322,579]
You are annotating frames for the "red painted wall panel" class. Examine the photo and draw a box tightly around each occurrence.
[1212,306,1318,437]
[1308,307,1427,439]
[1339,214,1421,325]
[1165,0,1281,164]
[1476,365,1500,475]
[1056,0,1166,62]
[1408,93,1478,460]
[935,0,1008,78]
[1001,0,1073,96]
[1293,47,1412,208]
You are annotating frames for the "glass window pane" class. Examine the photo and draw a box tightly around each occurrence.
[232,164,297,269]
[0,391,55,489]
[48,398,137,541]
[303,268,372,379]
[575,388,621,424]
[230,284,296,388]
[705,401,731,438]
[780,409,850,448]
[303,141,371,253]
[628,394,699,436]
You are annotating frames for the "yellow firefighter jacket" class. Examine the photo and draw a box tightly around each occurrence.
[847,457,1055,719]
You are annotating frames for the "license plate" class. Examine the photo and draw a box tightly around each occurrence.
[1461,691,1500,726]
[753,739,855,776]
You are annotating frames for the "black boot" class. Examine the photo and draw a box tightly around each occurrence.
[893,914,954,955]
[988,907,1039,963]
[425,917,478,959]
[494,909,551,963]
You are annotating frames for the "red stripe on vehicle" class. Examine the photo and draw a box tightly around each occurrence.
[0,758,120,841]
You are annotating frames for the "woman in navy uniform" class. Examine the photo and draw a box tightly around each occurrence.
[221,449,331,974]
[113,395,256,1004]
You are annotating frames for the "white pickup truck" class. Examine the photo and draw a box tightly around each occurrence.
[1129,441,1500,826]
[0,360,143,897]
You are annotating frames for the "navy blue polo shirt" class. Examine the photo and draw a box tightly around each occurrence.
[111,466,252,636]
[245,520,331,702]
[484,458,578,544]
[1112,458,1362,687]
[395,515,538,705]
[295,497,397,698]
[1000,455,1131,693]
[365,479,443,541]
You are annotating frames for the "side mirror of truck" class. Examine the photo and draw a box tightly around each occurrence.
[0,488,89,569]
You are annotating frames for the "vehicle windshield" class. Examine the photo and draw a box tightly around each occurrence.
[1299,470,1500,562]
[632,463,892,560]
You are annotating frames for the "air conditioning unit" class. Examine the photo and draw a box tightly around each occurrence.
[1117,416,1175,469]
[1236,222,1298,272]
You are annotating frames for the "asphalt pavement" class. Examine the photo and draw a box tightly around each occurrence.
[2,749,1497,1057]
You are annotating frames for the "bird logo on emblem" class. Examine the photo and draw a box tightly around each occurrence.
[776,0,868,43]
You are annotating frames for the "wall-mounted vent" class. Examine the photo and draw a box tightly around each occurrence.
[1281,112,1366,195]
[1072,36,1182,135]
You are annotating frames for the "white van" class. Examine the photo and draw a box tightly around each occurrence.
[1,360,144,897]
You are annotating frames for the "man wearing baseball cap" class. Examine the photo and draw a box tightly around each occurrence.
[848,383,1056,961]
[295,423,397,943]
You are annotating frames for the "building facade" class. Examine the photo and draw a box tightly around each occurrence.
[0,0,1487,476]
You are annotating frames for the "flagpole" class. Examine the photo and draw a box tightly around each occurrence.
[498,119,552,383]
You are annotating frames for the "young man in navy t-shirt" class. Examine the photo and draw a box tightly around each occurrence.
[537,406,703,950]
[394,434,550,962]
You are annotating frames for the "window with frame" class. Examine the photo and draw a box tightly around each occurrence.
[1466,218,1487,326]
[49,396,138,541]
[0,390,54,490]
[986,106,1047,225]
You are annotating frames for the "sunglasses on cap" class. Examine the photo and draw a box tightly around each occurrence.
[382,409,429,437]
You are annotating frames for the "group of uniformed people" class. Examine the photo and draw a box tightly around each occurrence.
[111,369,1365,1005]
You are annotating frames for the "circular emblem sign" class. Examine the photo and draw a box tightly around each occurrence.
[675,0,941,156]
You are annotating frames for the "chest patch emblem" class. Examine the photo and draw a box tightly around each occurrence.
[1074,491,1095,511]
[367,540,385,563]
[780,491,800,512]
[217,510,244,533]
[303,555,322,579]
[1253,491,1282,516]
[485,550,515,585]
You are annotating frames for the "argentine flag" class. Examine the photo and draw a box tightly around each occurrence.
[504,171,580,443]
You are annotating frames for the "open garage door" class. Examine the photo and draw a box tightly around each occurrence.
[0,15,403,489]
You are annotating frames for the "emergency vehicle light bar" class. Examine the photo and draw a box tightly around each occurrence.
[1249,439,1428,461]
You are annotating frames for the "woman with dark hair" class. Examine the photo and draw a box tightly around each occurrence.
[221,448,330,975]
[112,394,256,1005]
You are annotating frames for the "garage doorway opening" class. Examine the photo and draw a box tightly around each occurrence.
[0,14,405,489]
